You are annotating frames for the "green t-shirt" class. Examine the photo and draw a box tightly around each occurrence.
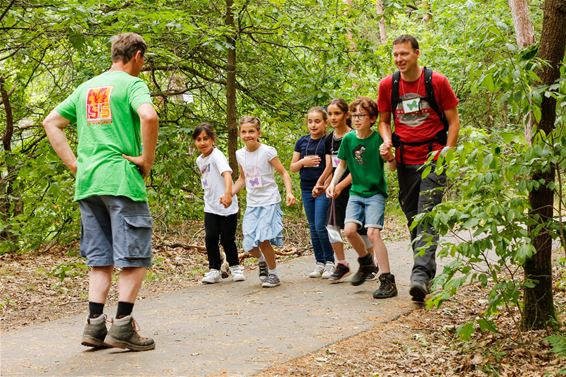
[337,130,388,198]
[56,71,152,202]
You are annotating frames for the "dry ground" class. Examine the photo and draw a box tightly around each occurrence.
[0,216,564,377]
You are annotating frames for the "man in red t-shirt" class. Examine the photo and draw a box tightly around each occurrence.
[378,35,460,303]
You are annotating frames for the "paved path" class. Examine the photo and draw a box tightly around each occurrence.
[2,239,429,377]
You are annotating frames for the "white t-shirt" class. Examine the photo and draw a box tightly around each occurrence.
[236,144,281,207]
[196,148,238,216]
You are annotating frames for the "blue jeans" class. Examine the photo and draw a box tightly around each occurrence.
[302,191,334,264]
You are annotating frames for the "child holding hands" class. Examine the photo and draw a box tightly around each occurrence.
[193,123,244,284]
[233,116,296,288]
[326,97,397,299]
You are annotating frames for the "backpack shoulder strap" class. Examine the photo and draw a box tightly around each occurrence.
[423,66,449,131]
[391,70,401,114]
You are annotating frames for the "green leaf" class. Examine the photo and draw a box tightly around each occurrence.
[481,74,495,92]
[478,318,497,333]
[533,106,542,123]
[514,244,534,265]
[456,322,475,341]
[421,165,432,179]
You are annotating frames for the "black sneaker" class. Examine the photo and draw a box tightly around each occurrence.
[258,261,268,282]
[329,263,350,284]
[409,281,429,303]
[373,273,398,299]
[366,264,379,281]
[350,254,375,286]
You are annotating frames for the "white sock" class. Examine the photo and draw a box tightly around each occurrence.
[268,268,277,276]
[258,254,266,262]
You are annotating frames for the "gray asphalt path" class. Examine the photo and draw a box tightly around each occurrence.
[2,239,424,377]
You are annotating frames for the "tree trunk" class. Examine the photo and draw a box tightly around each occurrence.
[508,0,535,48]
[375,0,387,44]
[0,77,18,244]
[522,0,565,330]
[508,0,537,142]
[225,0,238,173]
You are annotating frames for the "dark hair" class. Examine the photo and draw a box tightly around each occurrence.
[393,34,419,50]
[111,32,147,63]
[328,98,349,114]
[192,122,216,141]
[306,106,328,121]
[328,98,351,127]
[349,97,378,120]
[239,116,261,130]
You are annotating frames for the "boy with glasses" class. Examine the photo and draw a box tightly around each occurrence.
[327,97,397,299]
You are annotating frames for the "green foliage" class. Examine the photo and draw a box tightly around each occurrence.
[49,261,88,282]
[545,333,566,359]
[1,0,393,252]
[421,39,564,334]
[1,1,563,341]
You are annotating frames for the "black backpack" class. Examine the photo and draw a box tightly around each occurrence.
[390,67,449,148]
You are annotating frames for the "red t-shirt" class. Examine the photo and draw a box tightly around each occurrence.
[378,70,458,165]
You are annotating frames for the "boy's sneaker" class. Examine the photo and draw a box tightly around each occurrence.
[261,273,281,288]
[105,315,155,351]
[308,263,325,278]
[81,314,109,348]
[202,269,222,284]
[350,254,376,286]
[409,280,429,303]
[230,265,246,282]
[366,265,379,281]
[258,261,269,282]
[373,273,398,299]
[328,263,350,283]
[321,262,335,279]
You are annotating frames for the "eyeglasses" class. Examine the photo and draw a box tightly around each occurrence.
[352,114,369,120]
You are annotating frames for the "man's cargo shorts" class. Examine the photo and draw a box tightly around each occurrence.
[78,195,153,268]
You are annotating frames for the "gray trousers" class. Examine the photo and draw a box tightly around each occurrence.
[397,165,446,283]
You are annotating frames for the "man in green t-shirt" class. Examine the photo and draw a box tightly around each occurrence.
[43,32,158,351]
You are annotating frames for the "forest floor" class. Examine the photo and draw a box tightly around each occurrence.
[0,216,564,376]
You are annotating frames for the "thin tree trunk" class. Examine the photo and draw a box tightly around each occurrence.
[508,0,535,48]
[0,76,17,244]
[376,0,387,44]
[1,77,13,152]
[225,0,238,173]
[523,0,565,330]
[508,0,537,142]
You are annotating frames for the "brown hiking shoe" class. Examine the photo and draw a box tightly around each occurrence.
[81,314,110,348]
[105,315,155,351]
[372,273,398,299]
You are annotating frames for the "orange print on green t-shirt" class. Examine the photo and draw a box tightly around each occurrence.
[86,86,113,125]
